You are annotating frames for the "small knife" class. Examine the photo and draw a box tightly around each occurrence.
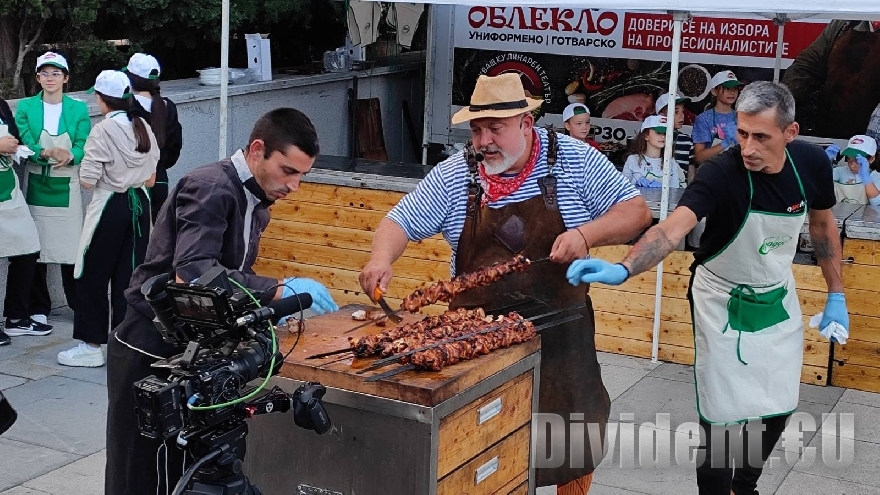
[373,287,403,324]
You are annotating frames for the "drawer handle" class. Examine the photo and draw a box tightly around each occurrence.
[475,456,499,484]
[842,257,854,264]
[478,397,503,425]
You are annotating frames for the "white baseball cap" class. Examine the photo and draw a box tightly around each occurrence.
[123,53,161,80]
[842,135,878,159]
[709,70,741,89]
[655,92,689,114]
[35,52,69,72]
[87,70,133,99]
[641,115,668,133]
[562,103,590,122]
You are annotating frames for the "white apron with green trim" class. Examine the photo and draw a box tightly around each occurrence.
[73,185,147,279]
[691,150,806,425]
[0,124,41,258]
[833,181,868,205]
[25,130,83,264]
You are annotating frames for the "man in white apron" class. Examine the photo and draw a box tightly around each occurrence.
[567,81,849,495]
[0,98,41,345]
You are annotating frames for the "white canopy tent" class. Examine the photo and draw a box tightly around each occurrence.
[214,1,880,360]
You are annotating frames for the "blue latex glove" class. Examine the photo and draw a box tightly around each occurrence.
[819,293,850,338]
[825,144,841,163]
[635,178,662,188]
[281,277,339,317]
[721,121,738,148]
[566,259,630,286]
[857,155,872,184]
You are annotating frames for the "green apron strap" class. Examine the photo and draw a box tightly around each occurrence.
[127,188,143,269]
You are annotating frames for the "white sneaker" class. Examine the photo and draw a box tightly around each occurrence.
[57,343,105,367]
[30,314,48,325]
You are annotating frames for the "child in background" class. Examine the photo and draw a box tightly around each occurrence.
[622,115,683,188]
[827,135,880,205]
[693,70,741,164]
[124,53,183,222]
[655,92,695,183]
[57,71,158,367]
[562,103,599,149]
[11,52,91,334]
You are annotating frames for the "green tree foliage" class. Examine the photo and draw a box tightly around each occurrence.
[0,0,102,96]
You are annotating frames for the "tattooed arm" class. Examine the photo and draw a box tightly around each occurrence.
[621,207,699,276]
[808,208,844,293]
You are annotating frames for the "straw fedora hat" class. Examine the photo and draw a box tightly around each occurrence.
[451,73,543,125]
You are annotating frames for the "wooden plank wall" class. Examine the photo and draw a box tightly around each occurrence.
[255,182,831,386]
[832,239,880,392]
[254,182,452,316]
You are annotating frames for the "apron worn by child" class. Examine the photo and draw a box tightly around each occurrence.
[0,124,40,258]
[25,128,83,264]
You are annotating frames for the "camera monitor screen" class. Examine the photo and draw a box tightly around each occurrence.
[171,292,225,326]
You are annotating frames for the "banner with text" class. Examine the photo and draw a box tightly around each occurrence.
[454,7,826,69]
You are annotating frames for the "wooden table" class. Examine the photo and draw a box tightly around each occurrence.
[243,304,541,495]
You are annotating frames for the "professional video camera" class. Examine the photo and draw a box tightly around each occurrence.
[133,267,331,495]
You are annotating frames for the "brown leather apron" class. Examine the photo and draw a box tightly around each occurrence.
[449,132,610,486]
[818,24,880,139]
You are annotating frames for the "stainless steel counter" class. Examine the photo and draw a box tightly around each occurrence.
[845,205,880,240]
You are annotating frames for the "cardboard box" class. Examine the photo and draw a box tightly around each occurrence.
[245,33,272,82]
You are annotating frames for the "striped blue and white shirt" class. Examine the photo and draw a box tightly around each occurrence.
[387,128,640,273]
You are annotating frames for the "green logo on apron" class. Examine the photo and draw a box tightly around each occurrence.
[758,235,791,255]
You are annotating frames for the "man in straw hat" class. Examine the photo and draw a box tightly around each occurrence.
[360,73,651,492]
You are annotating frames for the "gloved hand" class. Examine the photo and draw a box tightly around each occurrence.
[720,121,738,148]
[635,178,662,188]
[566,259,630,286]
[281,277,339,316]
[824,144,841,163]
[819,293,850,335]
[857,155,872,184]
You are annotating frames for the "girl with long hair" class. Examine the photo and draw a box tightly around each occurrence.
[123,53,183,221]
[622,115,683,188]
[693,70,742,164]
[57,71,158,367]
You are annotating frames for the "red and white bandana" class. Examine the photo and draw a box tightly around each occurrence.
[478,130,540,205]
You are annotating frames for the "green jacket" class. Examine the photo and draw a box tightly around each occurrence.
[14,92,91,166]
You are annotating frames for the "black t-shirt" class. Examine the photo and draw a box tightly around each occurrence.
[678,140,836,266]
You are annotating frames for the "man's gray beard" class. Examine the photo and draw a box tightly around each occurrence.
[481,136,528,176]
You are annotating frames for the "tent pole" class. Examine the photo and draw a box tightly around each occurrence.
[219,0,230,159]
[773,15,788,83]
[653,11,687,363]
[421,5,434,165]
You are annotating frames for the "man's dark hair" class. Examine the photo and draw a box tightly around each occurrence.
[248,108,319,158]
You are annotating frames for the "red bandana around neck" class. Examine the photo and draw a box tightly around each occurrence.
[478,130,540,205]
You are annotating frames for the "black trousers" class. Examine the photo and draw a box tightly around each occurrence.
[4,253,75,320]
[74,190,150,345]
[696,414,791,495]
[149,166,169,223]
[106,318,185,495]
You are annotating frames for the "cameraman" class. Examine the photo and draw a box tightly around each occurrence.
[105,108,338,495]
